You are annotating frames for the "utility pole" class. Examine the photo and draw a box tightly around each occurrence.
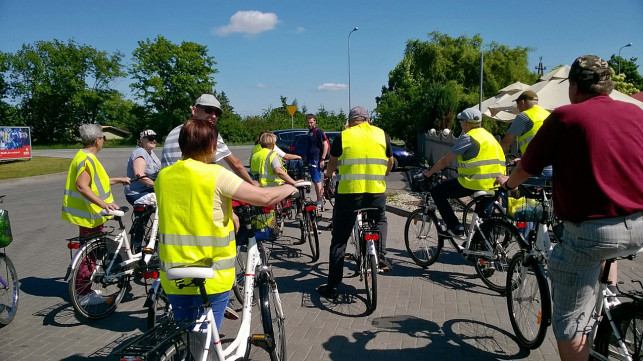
[535,56,547,77]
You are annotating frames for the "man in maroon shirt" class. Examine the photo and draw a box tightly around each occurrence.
[496,55,643,361]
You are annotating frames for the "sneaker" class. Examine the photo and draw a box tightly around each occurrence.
[317,284,339,299]
[378,256,393,273]
[78,291,110,306]
[224,306,239,320]
[440,226,465,239]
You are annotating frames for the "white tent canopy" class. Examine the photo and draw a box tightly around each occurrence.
[479,65,643,122]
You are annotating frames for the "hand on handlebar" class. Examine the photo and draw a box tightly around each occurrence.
[103,202,121,212]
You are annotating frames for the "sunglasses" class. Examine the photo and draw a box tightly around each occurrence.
[145,135,157,142]
[198,105,221,116]
[97,135,106,141]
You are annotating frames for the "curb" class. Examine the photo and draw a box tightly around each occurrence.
[386,204,412,218]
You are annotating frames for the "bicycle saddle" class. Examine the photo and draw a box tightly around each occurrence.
[99,206,129,217]
[472,190,495,198]
[294,181,312,188]
[166,266,215,280]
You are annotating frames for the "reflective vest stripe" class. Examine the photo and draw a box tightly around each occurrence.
[463,172,505,180]
[337,158,389,166]
[251,148,283,187]
[336,174,387,181]
[61,205,106,220]
[159,233,234,248]
[518,135,535,149]
[77,157,111,199]
[159,257,236,272]
[458,159,506,168]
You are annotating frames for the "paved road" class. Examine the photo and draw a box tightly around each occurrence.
[0,147,640,360]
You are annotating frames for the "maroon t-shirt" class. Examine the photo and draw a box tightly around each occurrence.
[521,94,643,223]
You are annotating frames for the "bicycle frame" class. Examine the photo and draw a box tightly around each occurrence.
[350,209,380,267]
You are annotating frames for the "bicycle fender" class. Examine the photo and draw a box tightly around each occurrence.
[64,240,97,282]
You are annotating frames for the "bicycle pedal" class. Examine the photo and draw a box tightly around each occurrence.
[250,334,271,348]
[344,252,353,259]
[142,247,154,254]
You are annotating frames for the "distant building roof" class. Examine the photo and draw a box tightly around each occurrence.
[631,91,643,102]
[102,126,130,138]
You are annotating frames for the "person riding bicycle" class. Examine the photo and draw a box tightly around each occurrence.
[317,106,394,299]
[422,107,506,238]
[155,118,296,338]
[61,124,130,305]
[250,130,302,167]
[250,131,303,241]
[495,55,643,361]
[124,129,161,252]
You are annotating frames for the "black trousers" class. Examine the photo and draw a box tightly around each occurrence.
[429,178,493,230]
[327,193,387,287]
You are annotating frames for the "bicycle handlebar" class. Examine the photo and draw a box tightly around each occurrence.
[99,206,129,217]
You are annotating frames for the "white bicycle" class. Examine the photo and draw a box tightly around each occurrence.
[116,203,287,361]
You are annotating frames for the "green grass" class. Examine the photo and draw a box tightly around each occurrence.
[0,156,71,180]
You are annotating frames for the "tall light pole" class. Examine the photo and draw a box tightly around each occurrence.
[618,42,632,75]
[348,26,358,111]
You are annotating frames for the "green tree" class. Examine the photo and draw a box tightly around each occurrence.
[608,55,643,91]
[129,35,217,137]
[4,39,126,144]
[375,32,537,150]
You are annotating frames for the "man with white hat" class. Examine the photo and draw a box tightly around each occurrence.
[422,107,505,238]
[161,94,257,185]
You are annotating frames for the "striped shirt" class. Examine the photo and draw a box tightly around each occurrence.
[160,124,231,168]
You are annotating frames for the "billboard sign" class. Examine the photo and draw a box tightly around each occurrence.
[0,126,32,161]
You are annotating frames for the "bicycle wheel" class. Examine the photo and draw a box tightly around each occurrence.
[404,209,443,267]
[0,253,19,326]
[68,239,128,319]
[147,285,172,331]
[363,253,378,312]
[306,211,320,262]
[593,301,643,360]
[259,279,287,361]
[506,252,551,349]
[462,197,505,232]
[471,218,522,293]
[155,336,190,361]
[274,202,285,237]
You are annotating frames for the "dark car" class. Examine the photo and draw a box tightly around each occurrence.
[273,129,308,153]
[293,131,416,171]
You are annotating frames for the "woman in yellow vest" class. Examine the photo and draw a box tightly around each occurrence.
[422,108,505,238]
[155,118,296,332]
[61,124,130,305]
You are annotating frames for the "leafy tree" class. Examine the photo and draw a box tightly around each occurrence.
[611,69,641,95]
[608,55,643,90]
[129,35,217,137]
[376,32,537,150]
[4,39,126,144]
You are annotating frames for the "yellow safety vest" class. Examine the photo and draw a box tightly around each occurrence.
[61,149,114,228]
[457,128,506,191]
[251,147,284,187]
[337,122,388,194]
[518,105,550,154]
[155,159,236,295]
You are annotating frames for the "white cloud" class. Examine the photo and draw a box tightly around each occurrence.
[256,83,268,88]
[317,83,347,91]
[215,10,279,36]
[295,26,306,34]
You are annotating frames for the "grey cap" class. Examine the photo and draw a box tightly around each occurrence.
[348,106,369,120]
[195,94,222,115]
[456,107,482,122]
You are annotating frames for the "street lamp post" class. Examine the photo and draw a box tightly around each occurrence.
[618,43,632,75]
[348,26,358,111]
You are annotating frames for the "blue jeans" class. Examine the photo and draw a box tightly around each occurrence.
[168,290,230,332]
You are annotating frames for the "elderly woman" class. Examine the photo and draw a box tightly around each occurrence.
[250,131,301,187]
[155,118,296,335]
[61,124,130,306]
[124,129,161,205]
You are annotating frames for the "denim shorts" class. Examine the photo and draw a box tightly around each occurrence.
[308,161,322,183]
[549,212,643,340]
[167,290,230,332]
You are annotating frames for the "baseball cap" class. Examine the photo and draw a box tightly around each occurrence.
[140,129,157,139]
[456,107,482,122]
[195,94,223,115]
[348,106,369,120]
[515,90,538,102]
[564,55,611,83]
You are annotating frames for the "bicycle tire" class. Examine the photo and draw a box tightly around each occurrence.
[506,252,551,349]
[593,301,643,360]
[0,253,19,326]
[307,210,320,262]
[68,239,128,319]
[462,197,505,233]
[404,209,443,267]
[155,336,191,361]
[233,243,248,305]
[259,279,287,361]
[364,253,378,312]
[471,218,522,293]
[274,202,285,237]
[147,285,172,331]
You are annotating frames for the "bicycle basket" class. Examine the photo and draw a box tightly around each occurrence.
[0,209,12,247]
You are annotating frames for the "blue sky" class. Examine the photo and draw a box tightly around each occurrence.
[1,0,642,118]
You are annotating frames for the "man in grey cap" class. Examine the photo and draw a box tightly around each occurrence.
[317,106,394,299]
[161,94,256,185]
[496,55,643,361]
[422,107,505,237]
